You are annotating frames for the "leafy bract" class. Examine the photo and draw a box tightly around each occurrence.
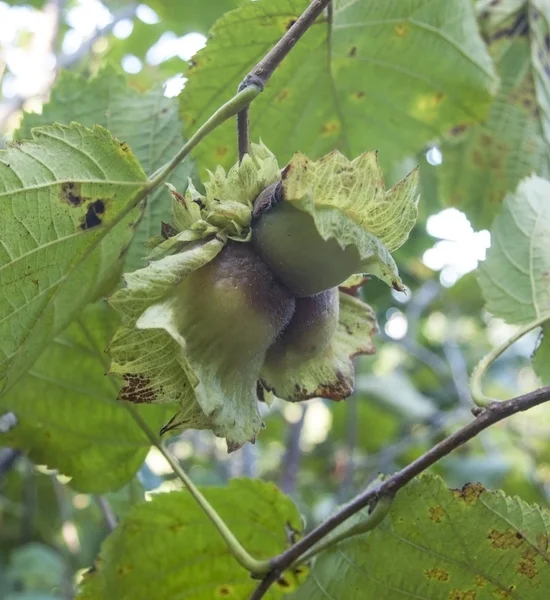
[17,66,193,272]
[281,150,419,289]
[478,175,550,325]
[260,291,377,401]
[181,0,497,175]
[438,1,550,228]
[0,302,168,493]
[77,479,306,600]
[108,146,282,451]
[292,474,550,600]
[0,123,148,394]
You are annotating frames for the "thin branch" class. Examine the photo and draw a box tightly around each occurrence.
[471,314,549,406]
[94,495,117,531]
[280,405,308,495]
[250,384,550,599]
[236,0,331,155]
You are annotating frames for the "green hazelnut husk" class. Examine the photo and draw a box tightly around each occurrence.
[252,200,363,297]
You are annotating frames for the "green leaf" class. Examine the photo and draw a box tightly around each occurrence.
[438,1,550,228]
[0,302,167,493]
[478,174,550,325]
[145,0,243,35]
[291,474,550,600]
[181,0,497,175]
[77,479,306,600]
[533,324,550,385]
[0,123,148,394]
[17,66,193,273]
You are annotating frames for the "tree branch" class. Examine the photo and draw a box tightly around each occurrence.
[250,384,550,599]
[236,0,331,157]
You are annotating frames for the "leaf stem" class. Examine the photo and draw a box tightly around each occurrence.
[124,404,272,576]
[250,384,550,599]
[236,0,331,158]
[471,314,550,407]
[295,495,393,566]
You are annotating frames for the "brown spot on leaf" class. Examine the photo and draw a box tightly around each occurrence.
[488,529,524,549]
[536,533,549,552]
[474,575,487,587]
[275,88,290,102]
[216,146,228,158]
[425,568,449,581]
[119,141,130,153]
[517,548,538,579]
[285,18,296,31]
[320,120,339,135]
[395,23,409,37]
[120,374,156,403]
[429,506,445,523]
[453,482,484,505]
[448,590,476,600]
[117,565,132,576]
[216,585,232,597]
[353,91,365,100]
[80,200,106,230]
[61,181,82,206]
[277,576,291,588]
[449,123,468,137]
[349,46,357,57]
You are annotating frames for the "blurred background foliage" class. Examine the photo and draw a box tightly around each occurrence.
[0,0,549,598]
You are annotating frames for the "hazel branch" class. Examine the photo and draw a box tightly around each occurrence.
[250,384,550,599]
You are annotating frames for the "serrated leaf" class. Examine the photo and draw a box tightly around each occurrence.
[478,175,550,325]
[181,0,497,175]
[260,291,377,401]
[438,1,550,228]
[16,66,193,272]
[77,479,306,600]
[291,474,550,600]
[0,302,168,493]
[281,150,419,288]
[145,0,243,35]
[533,324,550,384]
[0,123,148,394]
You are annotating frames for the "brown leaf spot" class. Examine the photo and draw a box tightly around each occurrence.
[120,374,156,404]
[488,529,524,549]
[216,585,232,597]
[61,181,82,206]
[285,18,296,31]
[276,88,290,102]
[119,141,130,153]
[424,568,449,582]
[80,200,105,230]
[448,123,468,137]
[474,575,488,588]
[448,590,476,600]
[492,586,515,599]
[517,548,538,579]
[117,565,132,576]
[276,576,290,588]
[394,23,409,37]
[348,46,357,57]
[216,146,228,158]
[320,120,340,136]
[429,505,445,523]
[453,482,485,505]
[352,90,365,100]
